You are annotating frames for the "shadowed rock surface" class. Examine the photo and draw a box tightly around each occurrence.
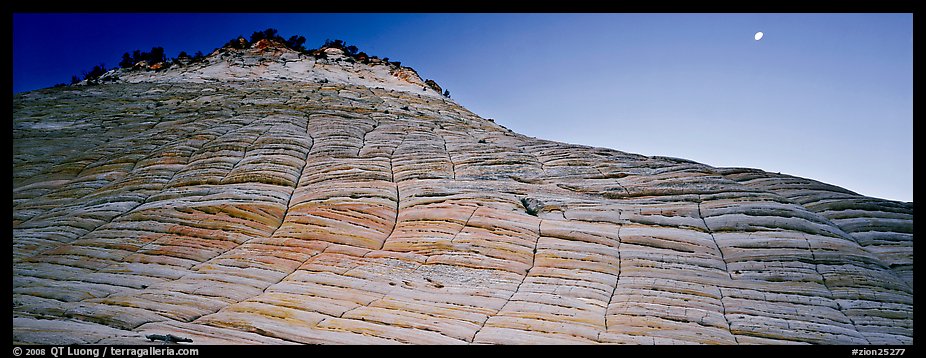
[13,41,912,345]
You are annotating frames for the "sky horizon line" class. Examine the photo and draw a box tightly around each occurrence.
[12,13,913,203]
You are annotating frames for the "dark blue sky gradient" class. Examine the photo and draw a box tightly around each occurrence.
[12,14,913,202]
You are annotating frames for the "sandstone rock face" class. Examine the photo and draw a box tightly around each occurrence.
[12,46,912,345]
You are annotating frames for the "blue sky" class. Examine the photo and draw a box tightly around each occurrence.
[12,13,913,202]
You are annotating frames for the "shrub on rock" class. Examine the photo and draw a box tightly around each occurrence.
[119,47,167,69]
[81,63,108,85]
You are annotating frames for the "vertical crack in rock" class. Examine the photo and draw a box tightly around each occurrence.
[16,198,146,263]
[696,195,732,279]
[237,113,313,249]
[718,168,913,292]
[471,218,542,343]
[438,131,456,181]
[450,206,478,245]
[91,122,243,266]
[514,137,547,174]
[219,125,275,182]
[600,219,622,337]
[378,184,400,251]
[615,182,631,197]
[270,116,313,238]
[176,112,318,324]
[357,119,378,157]
[695,194,738,344]
[16,119,239,264]
[715,289,738,344]
[378,130,408,250]
[592,165,631,197]
[800,233,872,345]
[802,210,913,291]
[531,219,541,268]
[155,112,315,305]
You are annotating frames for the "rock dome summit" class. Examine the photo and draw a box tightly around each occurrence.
[13,31,913,345]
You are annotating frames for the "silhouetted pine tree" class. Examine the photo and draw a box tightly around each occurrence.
[286,35,307,52]
[119,53,134,68]
[82,63,108,84]
[250,28,282,44]
[148,47,166,64]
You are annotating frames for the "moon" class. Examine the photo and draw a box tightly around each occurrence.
[755,32,764,41]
